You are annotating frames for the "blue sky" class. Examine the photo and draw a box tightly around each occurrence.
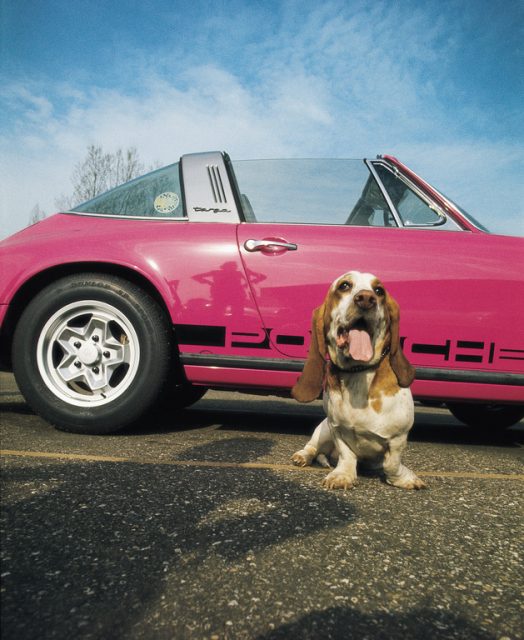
[1,0,523,238]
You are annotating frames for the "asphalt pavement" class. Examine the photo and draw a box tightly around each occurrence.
[1,372,523,640]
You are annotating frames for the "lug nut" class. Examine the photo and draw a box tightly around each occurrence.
[74,361,82,368]
[92,335,99,343]
[74,341,81,349]
[103,351,110,358]
[92,366,100,374]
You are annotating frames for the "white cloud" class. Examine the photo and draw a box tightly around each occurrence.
[0,65,336,238]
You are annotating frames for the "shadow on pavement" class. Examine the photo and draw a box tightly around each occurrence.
[136,402,322,437]
[409,418,524,447]
[256,605,496,640]
[144,399,524,448]
[2,374,522,446]
[1,438,356,639]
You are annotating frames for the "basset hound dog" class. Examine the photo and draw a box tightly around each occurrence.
[291,271,425,490]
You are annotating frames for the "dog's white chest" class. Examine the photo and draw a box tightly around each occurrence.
[325,375,414,459]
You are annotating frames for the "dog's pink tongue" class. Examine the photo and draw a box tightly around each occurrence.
[348,329,373,362]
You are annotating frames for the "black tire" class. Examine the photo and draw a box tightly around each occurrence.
[446,402,524,430]
[170,382,208,409]
[151,380,207,419]
[12,274,172,434]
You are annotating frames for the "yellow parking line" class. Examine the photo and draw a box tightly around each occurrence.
[1,449,523,481]
[416,470,524,480]
[0,449,308,472]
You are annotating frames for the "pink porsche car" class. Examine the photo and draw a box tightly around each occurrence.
[1,152,523,433]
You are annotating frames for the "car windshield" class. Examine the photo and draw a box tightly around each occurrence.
[432,188,491,232]
[71,163,185,218]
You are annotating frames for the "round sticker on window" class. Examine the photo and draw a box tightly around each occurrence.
[154,192,180,214]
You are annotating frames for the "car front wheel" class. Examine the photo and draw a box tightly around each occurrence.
[446,402,524,430]
[12,274,172,434]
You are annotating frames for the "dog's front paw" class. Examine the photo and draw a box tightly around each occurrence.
[387,474,427,490]
[405,476,427,490]
[291,450,313,467]
[323,470,357,490]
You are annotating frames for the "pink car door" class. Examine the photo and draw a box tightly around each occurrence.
[234,159,524,383]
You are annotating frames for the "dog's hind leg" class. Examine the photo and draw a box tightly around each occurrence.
[291,418,334,467]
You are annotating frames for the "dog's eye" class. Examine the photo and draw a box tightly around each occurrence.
[374,286,385,297]
[338,281,352,292]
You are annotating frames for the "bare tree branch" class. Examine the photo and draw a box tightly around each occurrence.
[28,203,46,226]
[71,145,145,205]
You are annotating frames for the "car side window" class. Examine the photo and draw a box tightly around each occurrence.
[373,164,443,226]
[72,163,185,218]
[232,159,396,226]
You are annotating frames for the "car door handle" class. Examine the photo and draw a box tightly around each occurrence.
[244,239,298,252]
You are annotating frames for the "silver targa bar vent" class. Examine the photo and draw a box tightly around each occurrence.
[207,165,227,203]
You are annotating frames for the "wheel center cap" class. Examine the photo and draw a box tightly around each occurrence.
[78,343,99,366]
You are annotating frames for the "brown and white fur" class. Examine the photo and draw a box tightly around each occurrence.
[291,271,425,490]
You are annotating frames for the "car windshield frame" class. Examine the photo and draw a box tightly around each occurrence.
[369,160,461,230]
[430,187,491,233]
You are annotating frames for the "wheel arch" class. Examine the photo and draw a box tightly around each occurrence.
[1,262,175,371]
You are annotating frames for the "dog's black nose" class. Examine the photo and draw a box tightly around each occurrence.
[355,290,377,310]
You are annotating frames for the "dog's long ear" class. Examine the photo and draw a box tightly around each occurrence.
[386,293,416,388]
[291,304,327,402]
